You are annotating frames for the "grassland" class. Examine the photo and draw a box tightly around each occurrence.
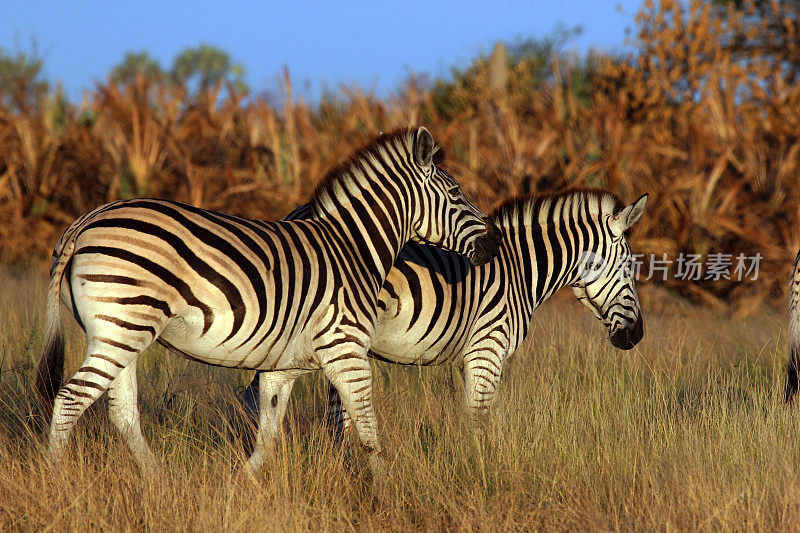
[0,268,797,531]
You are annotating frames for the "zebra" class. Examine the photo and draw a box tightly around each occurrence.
[33,127,502,476]
[245,188,647,433]
[786,248,800,403]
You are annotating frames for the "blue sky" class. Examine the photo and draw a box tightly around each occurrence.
[1,1,643,102]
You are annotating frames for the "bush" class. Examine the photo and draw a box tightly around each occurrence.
[1,0,798,315]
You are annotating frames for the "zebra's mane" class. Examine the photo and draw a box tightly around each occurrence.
[490,188,624,228]
[308,129,446,214]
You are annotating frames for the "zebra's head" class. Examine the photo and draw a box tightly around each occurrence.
[571,193,648,350]
[409,127,501,266]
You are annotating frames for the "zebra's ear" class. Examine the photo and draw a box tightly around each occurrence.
[414,127,436,169]
[610,193,648,236]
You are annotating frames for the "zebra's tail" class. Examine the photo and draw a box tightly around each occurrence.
[787,248,800,404]
[34,237,76,416]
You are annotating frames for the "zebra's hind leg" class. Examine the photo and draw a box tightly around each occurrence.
[48,340,140,463]
[247,370,297,472]
[107,360,158,471]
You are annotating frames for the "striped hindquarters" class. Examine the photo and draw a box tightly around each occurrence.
[59,198,330,368]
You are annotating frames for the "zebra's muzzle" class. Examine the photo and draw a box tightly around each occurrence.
[469,220,502,267]
[609,316,643,350]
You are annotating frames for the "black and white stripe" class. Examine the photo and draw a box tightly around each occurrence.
[34,127,501,474]
[247,188,647,430]
[786,248,800,403]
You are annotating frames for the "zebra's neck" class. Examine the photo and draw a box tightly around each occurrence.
[492,190,616,342]
[308,141,414,293]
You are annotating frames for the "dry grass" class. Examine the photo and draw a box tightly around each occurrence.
[1,270,799,531]
[1,1,800,527]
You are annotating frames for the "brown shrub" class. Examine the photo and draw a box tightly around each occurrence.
[1,0,798,315]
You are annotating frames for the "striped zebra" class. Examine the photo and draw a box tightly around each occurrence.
[245,188,647,431]
[34,127,502,475]
[786,249,800,403]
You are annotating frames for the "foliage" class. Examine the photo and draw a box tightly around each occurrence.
[111,51,165,84]
[593,0,800,312]
[0,47,48,111]
[430,24,587,120]
[110,45,248,95]
[171,44,248,95]
[1,1,800,315]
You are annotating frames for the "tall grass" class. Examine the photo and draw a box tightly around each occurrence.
[1,2,798,527]
[1,270,798,530]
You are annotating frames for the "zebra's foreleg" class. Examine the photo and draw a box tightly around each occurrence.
[321,354,385,478]
[107,360,158,471]
[247,370,297,472]
[462,348,505,416]
[462,317,509,417]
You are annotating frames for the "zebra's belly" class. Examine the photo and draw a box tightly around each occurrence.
[157,313,316,370]
[370,318,468,365]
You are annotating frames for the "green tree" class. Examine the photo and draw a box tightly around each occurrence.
[170,44,248,94]
[111,51,164,84]
[0,47,49,111]
[504,24,585,83]
[430,24,590,119]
